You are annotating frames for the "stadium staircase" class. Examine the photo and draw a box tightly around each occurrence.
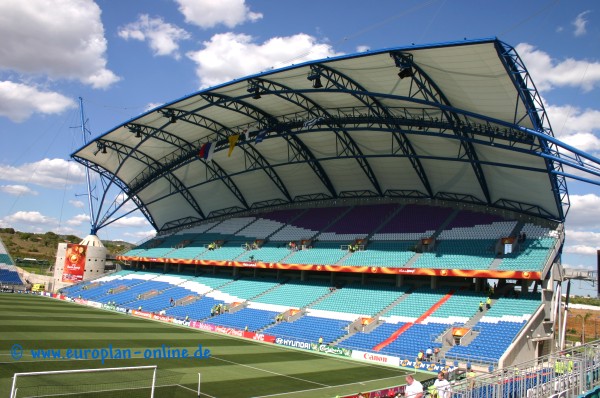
[303,286,340,308]
[327,290,415,347]
[277,250,297,264]
[402,253,422,268]
[335,251,354,265]
[373,289,455,351]
[431,209,460,239]
[489,221,524,270]
[364,204,405,237]
[263,209,310,240]
[374,287,414,317]
[313,206,356,238]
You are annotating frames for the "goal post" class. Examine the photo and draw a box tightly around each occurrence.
[10,365,157,398]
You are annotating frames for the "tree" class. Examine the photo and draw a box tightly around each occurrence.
[575,313,593,344]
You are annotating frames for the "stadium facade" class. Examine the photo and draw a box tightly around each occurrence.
[66,38,600,376]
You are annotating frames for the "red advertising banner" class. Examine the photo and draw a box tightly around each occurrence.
[116,255,541,280]
[62,244,87,283]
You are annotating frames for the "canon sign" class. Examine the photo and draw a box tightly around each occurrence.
[351,350,400,366]
[363,353,388,363]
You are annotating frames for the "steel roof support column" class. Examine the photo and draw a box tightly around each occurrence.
[94,139,206,226]
[72,157,159,231]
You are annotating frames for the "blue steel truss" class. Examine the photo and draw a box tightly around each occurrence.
[495,41,570,220]
[72,39,600,233]
[390,51,492,204]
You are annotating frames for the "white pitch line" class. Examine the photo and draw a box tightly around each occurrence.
[250,374,409,398]
[175,383,217,398]
[211,355,330,387]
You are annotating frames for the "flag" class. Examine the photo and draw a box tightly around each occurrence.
[255,129,267,144]
[198,142,215,161]
[228,134,240,157]
[242,129,249,142]
[303,116,324,128]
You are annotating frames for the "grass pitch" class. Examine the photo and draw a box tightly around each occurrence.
[0,294,426,397]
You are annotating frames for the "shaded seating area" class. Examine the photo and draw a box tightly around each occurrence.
[119,204,558,274]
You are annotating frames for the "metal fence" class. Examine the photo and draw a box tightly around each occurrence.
[451,340,600,398]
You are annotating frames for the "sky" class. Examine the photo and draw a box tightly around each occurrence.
[0,0,599,293]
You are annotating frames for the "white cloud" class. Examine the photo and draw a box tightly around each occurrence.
[0,158,86,188]
[67,213,90,226]
[0,0,119,88]
[175,0,262,29]
[0,81,76,122]
[111,216,150,228]
[69,200,85,209]
[573,10,591,37]
[0,185,38,196]
[54,225,83,236]
[3,211,56,225]
[564,245,598,255]
[124,229,157,240]
[565,194,600,230]
[118,14,190,59]
[545,103,600,153]
[144,102,164,112]
[356,45,370,53]
[516,43,600,92]
[187,33,342,88]
[563,230,600,256]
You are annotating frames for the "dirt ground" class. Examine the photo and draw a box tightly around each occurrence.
[562,307,600,343]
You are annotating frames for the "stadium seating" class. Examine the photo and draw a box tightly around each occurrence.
[497,237,557,271]
[59,202,559,367]
[284,241,348,265]
[341,241,416,267]
[311,284,408,316]
[59,266,545,366]
[253,280,331,308]
[119,204,558,275]
[211,308,279,331]
[266,315,350,344]
[0,264,22,284]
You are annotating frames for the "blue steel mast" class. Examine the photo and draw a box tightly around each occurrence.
[78,97,98,235]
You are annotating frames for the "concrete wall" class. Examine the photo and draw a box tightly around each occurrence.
[52,243,107,292]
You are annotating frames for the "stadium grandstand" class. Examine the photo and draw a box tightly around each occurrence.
[0,236,24,289]
[59,37,600,396]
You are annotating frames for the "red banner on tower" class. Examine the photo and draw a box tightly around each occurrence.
[62,243,87,283]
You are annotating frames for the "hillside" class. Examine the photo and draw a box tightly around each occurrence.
[0,228,134,266]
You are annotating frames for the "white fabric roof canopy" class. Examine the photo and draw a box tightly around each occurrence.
[73,38,565,233]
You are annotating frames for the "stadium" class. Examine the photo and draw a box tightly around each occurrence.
[2,38,600,398]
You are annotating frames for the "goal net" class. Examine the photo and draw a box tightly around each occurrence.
[10,365,164,398]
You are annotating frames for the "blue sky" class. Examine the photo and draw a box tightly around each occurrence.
[0,0,599,293]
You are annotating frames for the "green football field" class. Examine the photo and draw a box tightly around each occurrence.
[0,294,429,398]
